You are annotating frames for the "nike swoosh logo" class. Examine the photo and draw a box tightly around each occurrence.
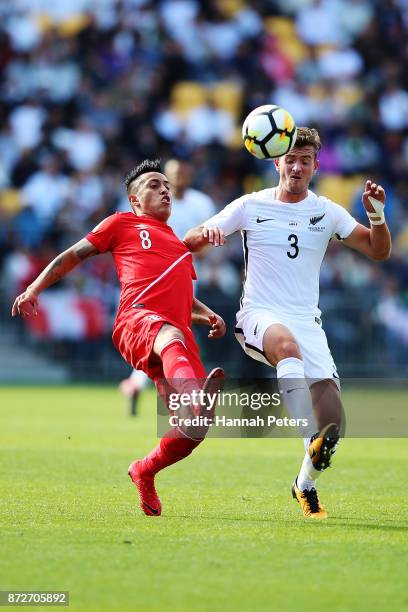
[256,217,275,223]
[143,502,159,515]
[287,387,303,394]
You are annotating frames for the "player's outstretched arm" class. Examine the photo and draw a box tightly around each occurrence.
[184,225,225,252]
[11,238,100,317]
[192,298,226,339]
[343,180,391,261]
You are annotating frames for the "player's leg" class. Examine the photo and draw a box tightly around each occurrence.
[298,380,341,475]
[128,426,202,516]
[263,323,317,437]
[129,370,224,516]
[114,316,206,515]
[236,312,331,518]
[290,328,341,518]
[294,380,341,489]
[292,387,340,519]
[152,323,206,394]
[310,379,342,428]
[153,322,224,423]
[263,324,331,516]
[129,324,199,515]
[236,314,317,438]
[129,324,224,515]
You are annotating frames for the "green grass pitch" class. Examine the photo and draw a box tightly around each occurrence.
[1,386,407,611]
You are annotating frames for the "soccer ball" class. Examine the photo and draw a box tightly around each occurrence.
[242,104,297,160]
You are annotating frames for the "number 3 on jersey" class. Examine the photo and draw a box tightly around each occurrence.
[139,230,152,250]
[287,233,299,259]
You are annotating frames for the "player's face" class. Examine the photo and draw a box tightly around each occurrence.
[275,146,319,198]
[129,172,172,222]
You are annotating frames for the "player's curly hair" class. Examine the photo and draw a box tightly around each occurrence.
[124,159,162,192]
[294,127,321,156]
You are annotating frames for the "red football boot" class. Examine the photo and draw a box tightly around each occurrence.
[203,367,225,394]
[198,367,225,415]
[128,460,162,516]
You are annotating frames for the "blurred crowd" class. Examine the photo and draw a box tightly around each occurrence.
[1,0,408,374]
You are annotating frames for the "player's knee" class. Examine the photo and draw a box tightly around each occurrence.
[278,340,301,360]
[264,338,300,365]
[263,325,301,364]
[154,324,185,356]
[163,326,185,344]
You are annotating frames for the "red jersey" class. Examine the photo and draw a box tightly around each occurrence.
[86,212,196,328]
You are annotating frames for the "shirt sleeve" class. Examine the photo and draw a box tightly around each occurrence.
[329,201,358,240]
[203,196,246,236]
[86,213,119,253]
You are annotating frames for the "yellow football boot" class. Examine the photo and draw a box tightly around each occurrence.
[308,423,339,471]
[291,479,328,519]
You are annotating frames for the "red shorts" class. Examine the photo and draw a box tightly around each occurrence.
[112,309,206,385]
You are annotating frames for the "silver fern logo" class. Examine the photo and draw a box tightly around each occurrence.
[309,213,325,226]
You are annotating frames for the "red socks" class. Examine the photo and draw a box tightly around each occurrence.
[161,339,196,380]
[138,339,204,477]
[139,432,202,476]
[160,338,202,398]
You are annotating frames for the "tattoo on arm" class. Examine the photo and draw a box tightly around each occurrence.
[73,241,99,260]
[31,252,73,291]
[31,240,99,292]
[45,255,65,282]
[39,251,78,287]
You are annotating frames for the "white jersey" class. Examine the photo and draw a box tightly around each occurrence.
[204,188,358,318]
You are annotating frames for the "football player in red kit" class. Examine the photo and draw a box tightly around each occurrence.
[12,159,225,517]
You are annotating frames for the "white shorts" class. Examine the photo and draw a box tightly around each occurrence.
[235,308,339,382]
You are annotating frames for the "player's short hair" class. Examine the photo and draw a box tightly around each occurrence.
[294,127,321,156]
[124,159,162,193]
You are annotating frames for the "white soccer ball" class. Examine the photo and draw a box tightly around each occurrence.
[242,104,297,160]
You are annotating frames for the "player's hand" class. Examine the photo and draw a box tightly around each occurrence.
[208,314,226,339]
[362,180,386,212]
[202,226,225,247]
[12,288,39,317]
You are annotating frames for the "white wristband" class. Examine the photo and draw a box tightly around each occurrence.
[366,196,385,225]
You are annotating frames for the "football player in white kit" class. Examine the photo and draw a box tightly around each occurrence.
[185,127,391,519]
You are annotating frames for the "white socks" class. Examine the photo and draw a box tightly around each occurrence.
[277,357,319,491]
[297,453,321,491]
[277,357,317,438]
